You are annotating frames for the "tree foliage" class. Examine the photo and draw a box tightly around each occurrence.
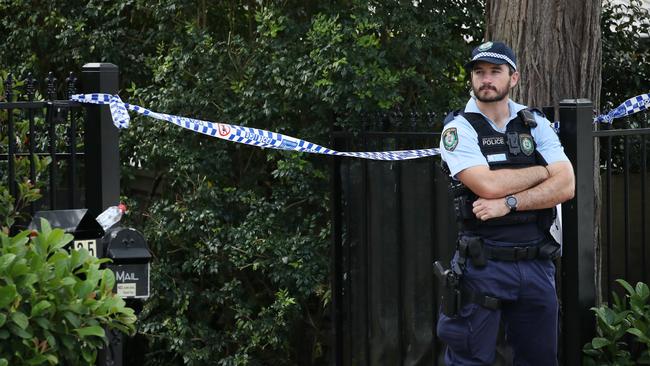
[599,0,650,175]
[601,0,650,112]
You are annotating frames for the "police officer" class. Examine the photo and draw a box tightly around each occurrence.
[436,41,575,365]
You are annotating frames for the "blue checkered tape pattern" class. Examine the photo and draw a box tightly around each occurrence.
[71,93,440,161]
[595,93,650,124]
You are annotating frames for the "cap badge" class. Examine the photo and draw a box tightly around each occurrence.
[478,42,493,51]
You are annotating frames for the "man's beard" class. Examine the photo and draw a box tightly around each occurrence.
[473,84,510,103]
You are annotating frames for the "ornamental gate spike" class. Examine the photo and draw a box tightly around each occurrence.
[25,73,36,101]
[46,72,57,100]
[66,72,77,99]
[4,73,13,102]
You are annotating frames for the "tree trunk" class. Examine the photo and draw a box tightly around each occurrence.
[485,0,601,111]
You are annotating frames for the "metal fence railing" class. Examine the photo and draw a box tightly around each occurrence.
[595,115,650,301]
[0,64,120,229]
[1,72,86,217]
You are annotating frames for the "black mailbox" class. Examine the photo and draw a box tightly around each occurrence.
[103,227,151,299]
[29,209,104,258]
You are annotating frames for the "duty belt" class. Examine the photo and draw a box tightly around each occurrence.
[483,245,541,261]
[457,236,560,268]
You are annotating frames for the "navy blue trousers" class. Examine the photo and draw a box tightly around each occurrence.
[436,247,558,365]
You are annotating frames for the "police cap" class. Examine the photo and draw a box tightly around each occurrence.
[465,41,517,71]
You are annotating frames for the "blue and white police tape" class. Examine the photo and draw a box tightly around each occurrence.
[70,93,440,161]
[595,93,650,124]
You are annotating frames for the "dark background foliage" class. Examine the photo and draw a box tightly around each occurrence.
[601,0,650,112]
[1,0,648,364]
[600,0,650,174]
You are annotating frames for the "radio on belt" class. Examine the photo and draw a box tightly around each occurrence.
[103,226,151,299]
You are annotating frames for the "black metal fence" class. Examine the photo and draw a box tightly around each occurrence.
[330,128,452,365]
[330,100,617,365]
[0,63,120,225]
[597,110,650,301]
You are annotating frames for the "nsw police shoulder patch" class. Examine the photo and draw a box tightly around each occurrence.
[442,128,459,151]
[519,134,534,156]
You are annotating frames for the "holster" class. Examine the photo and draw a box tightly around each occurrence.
[434,261,462,317]
[434,260,501,317]
[539,235,562,260]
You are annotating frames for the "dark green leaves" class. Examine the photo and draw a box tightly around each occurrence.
[0,285,17,309]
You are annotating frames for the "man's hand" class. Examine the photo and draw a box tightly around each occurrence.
[472,197,510,221]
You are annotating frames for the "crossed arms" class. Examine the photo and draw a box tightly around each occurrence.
[456,161,575,221]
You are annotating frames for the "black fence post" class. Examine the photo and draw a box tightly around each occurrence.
[81,63,120,216]
[81,63,122,366]
[331,153,343,366]
[558,99,596,366]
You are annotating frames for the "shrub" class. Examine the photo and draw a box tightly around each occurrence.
[0,219,136,365]
[584,279,650,365]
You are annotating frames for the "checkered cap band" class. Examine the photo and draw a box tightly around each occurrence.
[472,52,517,70]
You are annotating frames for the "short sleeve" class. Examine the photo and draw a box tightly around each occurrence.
[531,114,570,164]
[440,117,489,177]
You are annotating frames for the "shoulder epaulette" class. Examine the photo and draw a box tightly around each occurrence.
[443,109,463,126]
[529,108,546,118]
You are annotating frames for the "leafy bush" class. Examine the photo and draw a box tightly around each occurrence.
[584,279,650,365]
[0,219,136,365]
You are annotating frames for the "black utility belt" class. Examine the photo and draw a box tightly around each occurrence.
[483,244,542,261]
[457,236,560,268]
